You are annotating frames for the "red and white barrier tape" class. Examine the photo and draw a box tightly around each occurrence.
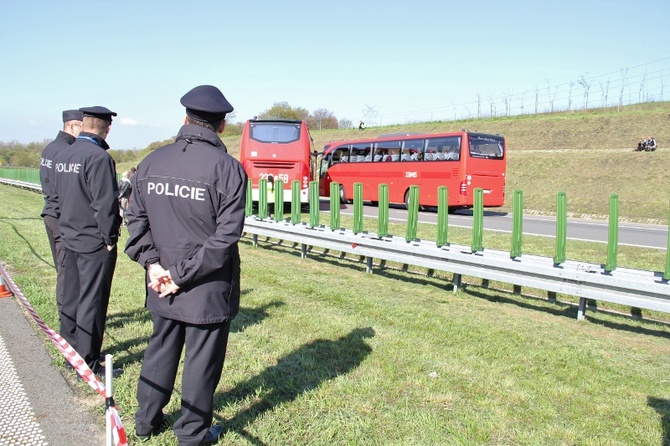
[0,262,128,446]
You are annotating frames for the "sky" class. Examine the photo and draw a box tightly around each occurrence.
[1,0,669,150]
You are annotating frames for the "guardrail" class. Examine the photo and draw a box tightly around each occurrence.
[3,172,670,320]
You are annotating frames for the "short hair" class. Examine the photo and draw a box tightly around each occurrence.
[186,115,225,132]
[83,116,111,134]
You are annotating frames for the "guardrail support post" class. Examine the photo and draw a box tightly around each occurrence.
[452,273,462,293]
[330,182,340,230]
[605,193,619,273]
[577,297,587,321]
[471,188,484,252]
[378,184,389,238]
[291,180,301,224]
[436,186,448,248]
[511,189,523,258]
[353,182,363,234]
[366,257,373,274]
[258,179,268,220]
[554,192,567,265]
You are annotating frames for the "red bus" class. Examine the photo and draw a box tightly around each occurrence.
[318,131,506,210]
[239,119,316,204]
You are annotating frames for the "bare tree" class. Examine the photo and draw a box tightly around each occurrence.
[661,71,667,101]
[638,73,646,103]
[502,91,511,116]
[476,94,481,118]
[577,75,591,109]
[488,95,496,117]
[534,86,540,114]
[568,81,575,112]
[618,68,628,111]
[600,79,610,107]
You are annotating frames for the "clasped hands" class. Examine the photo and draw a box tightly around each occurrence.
[148,263,180,298]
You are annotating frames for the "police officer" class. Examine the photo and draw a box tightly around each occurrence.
[125,85,247,445]
[53,106,122,378]
[40,109,83,336]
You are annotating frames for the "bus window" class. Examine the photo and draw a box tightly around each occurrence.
[470,135,504,158]
[401,139,425,161]
[250,121,301,143]
[375,140,400,162]
[426,136,461,161]
[351,143,373,162]
[331,145,350,165]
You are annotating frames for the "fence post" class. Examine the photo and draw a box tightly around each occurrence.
[329,182,340,230]
[436,186,448,247]
[258,179,268,220]
[605,194,619,273]
[471,188,483,253]
[353,182,363,234]
[554,192,567,265]
[245,178,253,217]
[378,184,389,238]
[665,202,670,281]
[309,181,320,228]
[291,180,301,224]
[274,180,284,221]
[510,189,523,258]
[405,185,419,242]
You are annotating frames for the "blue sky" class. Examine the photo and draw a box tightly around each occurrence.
[1,0,669,150]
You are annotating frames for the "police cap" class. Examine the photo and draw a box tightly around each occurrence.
[79,106,117,122]
[180,85,233,122]
[62,109,83,123]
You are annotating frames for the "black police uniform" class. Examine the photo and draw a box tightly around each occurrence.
[125,87,246,445]
[53,108,120,374]
[40,129,76,316]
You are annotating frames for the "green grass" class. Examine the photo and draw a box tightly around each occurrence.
[1,185,670,445]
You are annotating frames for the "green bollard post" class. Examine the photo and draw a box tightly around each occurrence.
[378,184,389,238]
[436,186,448,247]
[330,182,340,230]
[258,178,268,220]
[274,180,284,221]
[291,180,301,224]
[309,181,320,228]
[353,182,363,234]
[605,194,619,273]
[510,189,523,258]
[554,192,567,265]
[405,185,419,241]
[471,188,484,252]
[245,178,253,217]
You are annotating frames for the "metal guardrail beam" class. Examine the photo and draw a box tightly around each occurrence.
[0,178,41,192]
[243,217,670,320]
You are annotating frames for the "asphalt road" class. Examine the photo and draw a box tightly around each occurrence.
[338,204,668,250]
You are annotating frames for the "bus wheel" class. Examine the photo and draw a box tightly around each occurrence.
[339,185,350,204]
[404,191,423,211]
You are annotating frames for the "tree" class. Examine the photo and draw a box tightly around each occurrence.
[258,102,309,121]
[577,74,590,109]
[306,108,338,130]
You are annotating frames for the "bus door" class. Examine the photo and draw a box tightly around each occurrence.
[319,144,350,197]
[464,134,506,207]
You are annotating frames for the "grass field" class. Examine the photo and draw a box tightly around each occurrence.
[1,185,669,445]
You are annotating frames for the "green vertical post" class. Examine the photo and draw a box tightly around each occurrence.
[245,178,253,217]
[353,182,363,234]
[291,180,301,224]
[554,192,567,265]
[329,182,340,230]
[378,184,389,238]
[258,178,268,220]
[436,186,448,247]
[664,202,670,281]
[605,194,619,273]
[309,181,320,228]
[405,186,419,241]
[471,188,484,252]
[274,180,284,221]
[510,189,523,258]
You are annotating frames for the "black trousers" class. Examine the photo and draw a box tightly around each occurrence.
[59,245,117,372]
[135,313,231,446]
[43,216,65,315]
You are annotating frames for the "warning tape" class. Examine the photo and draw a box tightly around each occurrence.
[0,262,128,446]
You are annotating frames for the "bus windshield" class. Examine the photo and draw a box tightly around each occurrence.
[249,121,302,144]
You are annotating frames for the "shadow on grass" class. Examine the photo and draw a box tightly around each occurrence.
[214,326,375,445]
[1,221,54,268]
[648,396,670,446]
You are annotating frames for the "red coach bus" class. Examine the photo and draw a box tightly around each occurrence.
[239,119,315,204]
[318,131,506,210]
